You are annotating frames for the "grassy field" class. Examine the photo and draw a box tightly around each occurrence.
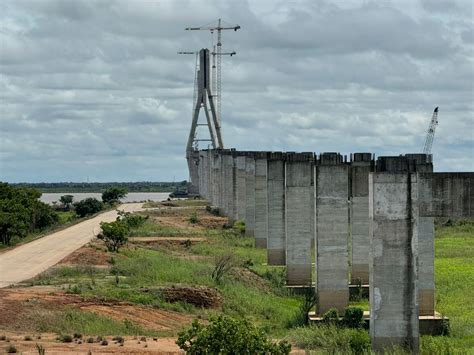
[24,208,474,353]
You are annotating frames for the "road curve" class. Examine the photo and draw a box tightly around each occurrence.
[0,203,144,288]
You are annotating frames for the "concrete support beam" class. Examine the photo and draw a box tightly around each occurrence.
[235,155,247,221]
[267,153,286,265]
[350,153,373,285]
[245,155,256,237]
[255,153,269,248]
[369,173,419,352]
[286,152,314,286]
[316,153,350,315]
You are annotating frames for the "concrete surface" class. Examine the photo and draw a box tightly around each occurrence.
[254,155,268,248]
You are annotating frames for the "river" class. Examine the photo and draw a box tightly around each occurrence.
[40,192,170,204]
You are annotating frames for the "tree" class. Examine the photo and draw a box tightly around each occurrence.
[98,220,129,252]
[102,187,127,204]
[74,198,103,217]
[176,315,291,354]
[0,182,59,245]
[59,195,74,210]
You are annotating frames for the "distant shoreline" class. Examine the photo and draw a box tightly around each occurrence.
[11,181,186,193]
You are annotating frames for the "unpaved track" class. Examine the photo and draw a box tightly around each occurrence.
[0,203,143,288]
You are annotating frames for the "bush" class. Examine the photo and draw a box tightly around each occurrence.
[117,210,148,228]
[98,220,130,252]
[349,329,370,352]
[87,337,94,343]
[101,339,109,346]
[211,253,235,284]
[60,334,73,343]
[233,220,245,234]
[176,315,291,354]
[288,289,317,327]
[35,343,45,355]
[343,306,364,328]
[189,212,198,224]
[322,307,339,325]
[5,345,17,353]
[24,335,32,341]
[74,198,103,217]
[102,187,127,204]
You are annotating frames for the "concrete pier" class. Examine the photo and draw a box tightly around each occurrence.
[316,153,350,314]
[221,151,235,221]
[254,152,269,248]
[286,152,314,286]
[235,155,247,221]
[267,153,286,265]
[245,155,256,237]
[369,173,419,352]
[377,154,435,317]
[350,153,373,285]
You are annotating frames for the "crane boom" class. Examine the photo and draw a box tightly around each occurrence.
[423,106,439,154]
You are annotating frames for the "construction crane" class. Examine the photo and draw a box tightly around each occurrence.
[423,107,439,154]
[186,19,240,126]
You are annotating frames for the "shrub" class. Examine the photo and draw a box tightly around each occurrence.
[98,220,130,252]
[0,335,6,340]
[73,333,82,339]
[100,339,108,346]
[60,334,73,343]
[176,315,291,354]
[74,198,103,217]
[5,345,17,353]
[117,210,148,228]
[343,307,364,328]
[24,335,32,341]
[322,307,339,325]
[288,289,317,327]
[349,329,370,352]
[211,253,235,284]
[87,337,94,343]
[233,220,245,234]
[35,343,45,355]
[189,212,198,224]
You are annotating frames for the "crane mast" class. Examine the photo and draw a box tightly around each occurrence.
[423,107,439,155]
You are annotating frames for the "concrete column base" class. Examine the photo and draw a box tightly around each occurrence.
[351,264,369,285]
[419,289,435,316]
[255,238,267,249]
[286,265,312,286]
[317,290,349,315]
[267,249,285,265]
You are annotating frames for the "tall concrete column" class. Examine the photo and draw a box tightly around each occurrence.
[235,155,247,221]
[200,150,210,200]
[377,154,435,317]
[286,152,314,286]
[407,154,434,317]
[369,172,419,352]
[350,153,373,285]
[245,155,256,237]
[221,151,235,221]
[254,152,268,248]
[267,153,286,265]
[316,153,350,314]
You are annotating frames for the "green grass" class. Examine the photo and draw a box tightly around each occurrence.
[35,308,158,336]
[128,219,205,238]
[433,221,474,349]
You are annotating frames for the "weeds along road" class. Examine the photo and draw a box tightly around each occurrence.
[0,203,144,288]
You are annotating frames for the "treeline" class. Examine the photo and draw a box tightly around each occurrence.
[12,181,188,193]
[0,182,59,245]
[0,183,129,246]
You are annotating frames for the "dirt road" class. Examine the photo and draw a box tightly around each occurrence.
[0,203,143,288]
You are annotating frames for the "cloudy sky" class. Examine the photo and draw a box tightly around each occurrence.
[1,0,473,182]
